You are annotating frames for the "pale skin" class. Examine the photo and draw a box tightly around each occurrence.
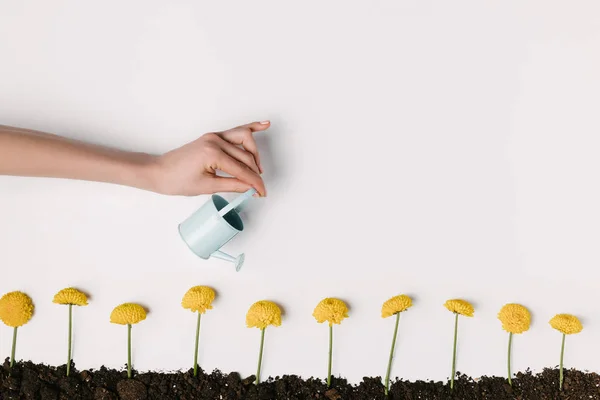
[0,121,270,196]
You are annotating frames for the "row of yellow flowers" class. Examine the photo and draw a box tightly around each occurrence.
[0,289,583,392]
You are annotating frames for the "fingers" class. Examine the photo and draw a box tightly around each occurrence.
[209,177,253,194]
[236,132,262,174]
[218,121,269,173]
[219,141,260,174]
[215,153,266,196]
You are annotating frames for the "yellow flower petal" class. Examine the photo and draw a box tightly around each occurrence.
[246,300,282,329]
[381,295,412,318]
[444,299,474,317]
[549,314,583,335]
[313,298,349,326]
[53,288,88,306]
[0,291,34,328]
[498,303,531,334]
[110,303,147,325]
[182,286,215,314]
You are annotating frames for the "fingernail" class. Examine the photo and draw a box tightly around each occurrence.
[260,120,270,125]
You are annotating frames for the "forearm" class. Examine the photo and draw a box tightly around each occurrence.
[0,125,159,191]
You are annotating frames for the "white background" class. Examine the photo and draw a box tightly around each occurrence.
[1,1,599,384]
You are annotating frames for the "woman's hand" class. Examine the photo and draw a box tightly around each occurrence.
[153,121,269,196]
[0,121,270,196]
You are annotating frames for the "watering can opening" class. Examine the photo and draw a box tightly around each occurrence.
[212,195,244,231]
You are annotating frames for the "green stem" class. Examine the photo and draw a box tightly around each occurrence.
[384,312,400,395]
[256,328,265,385]
[127,324,132,379]
[559,333,565,390]
[67,304,73,377]
[507,332,512,386]
[10,327,17,368]
[450,313,458,390]
[327,325,333,388]
[193,312,202,377]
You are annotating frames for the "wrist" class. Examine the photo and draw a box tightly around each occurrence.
[122,153,164,193]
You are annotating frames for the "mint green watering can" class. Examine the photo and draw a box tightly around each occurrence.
[178,188,256,271]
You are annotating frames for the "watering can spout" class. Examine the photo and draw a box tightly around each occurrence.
[211,250,245,272]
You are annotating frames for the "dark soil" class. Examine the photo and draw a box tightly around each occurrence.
[1,359,599,400]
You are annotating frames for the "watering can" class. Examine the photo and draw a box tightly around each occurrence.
[178,188,256,271]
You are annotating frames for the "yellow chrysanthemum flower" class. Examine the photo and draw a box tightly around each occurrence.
[444,299,474,317]
[246,300,282,385]
[0,291,34,328]
[53,288,88,306]
[181,286,215,314]
[549,314,583,335]
[381,295,412,318]
[110,303,147,325]
[246,300,281,329]
[498,303,531,334]
[313,298,349,326]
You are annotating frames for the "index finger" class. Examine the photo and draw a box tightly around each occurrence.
[236,121,271,132]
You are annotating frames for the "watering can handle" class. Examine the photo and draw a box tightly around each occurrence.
[217,188,257,217]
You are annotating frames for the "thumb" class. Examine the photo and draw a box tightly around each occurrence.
[208,177,253,194]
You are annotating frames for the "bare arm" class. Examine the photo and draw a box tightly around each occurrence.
[0,121,269,196]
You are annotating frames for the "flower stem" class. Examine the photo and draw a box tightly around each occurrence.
[384,313,400,395]
[10,327,18,368]
[450,313,458,390]
[67,304,73,377]
[127,324,132,379]
[256,328,265,385]
[507,332,513,386]
[193,312,202,377]
[327,324,333,388]
[559,333,565,390]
